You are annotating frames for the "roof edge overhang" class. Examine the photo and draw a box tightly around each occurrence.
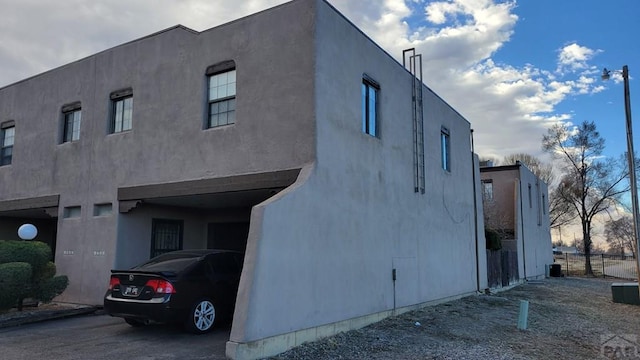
[0,194,59,212]
[118,169,302,201]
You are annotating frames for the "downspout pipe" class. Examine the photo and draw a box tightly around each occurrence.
[471,129,480,291]
[517,161,527,281]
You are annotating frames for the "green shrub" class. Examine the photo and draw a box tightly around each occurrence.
[485,228,502,250]
[34,275,69,303]
[0,262,32,311]
[0,240,51,274]
[0,240,68,311]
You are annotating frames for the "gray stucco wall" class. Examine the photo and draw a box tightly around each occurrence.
[2,1,488,357]
[517,166,553,279]
[0,0,317,304]
[115,205,206,268]
[229,0,480,352]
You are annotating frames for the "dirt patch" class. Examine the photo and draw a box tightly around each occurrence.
[270,278,640,359]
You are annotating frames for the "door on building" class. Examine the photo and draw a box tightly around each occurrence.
[207,222,249,252]
[151,219,184,258]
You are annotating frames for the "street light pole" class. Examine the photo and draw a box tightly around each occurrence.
[621,65,640,291]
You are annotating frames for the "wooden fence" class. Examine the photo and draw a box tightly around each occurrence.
[487,250,519,288]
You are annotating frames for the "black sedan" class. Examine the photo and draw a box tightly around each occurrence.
[104,249,243,333]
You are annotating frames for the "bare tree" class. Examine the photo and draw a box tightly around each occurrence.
[502,153,554,184]
[604,216,637,258]
[548,184,577,229]
[502,152,574,229]
[542,121,628,275]
[483,198,513,243]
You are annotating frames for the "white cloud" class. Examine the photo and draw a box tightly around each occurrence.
[0,0,606,162]
[0,0,286,86]
[556,43,602,75]
[328,0,605,160]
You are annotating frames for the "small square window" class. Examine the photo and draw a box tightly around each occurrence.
[63,206,81,219]
[93,203,112,216]
[362,76,379,137]
[1,124,14,166]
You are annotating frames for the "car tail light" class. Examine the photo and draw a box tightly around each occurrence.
[145,279,176,294]
[108,276,121,290]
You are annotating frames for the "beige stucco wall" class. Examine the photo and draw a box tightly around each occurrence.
[480,163,553,281]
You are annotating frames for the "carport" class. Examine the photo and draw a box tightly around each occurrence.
[114,169,300,267]
[0,195,59,256]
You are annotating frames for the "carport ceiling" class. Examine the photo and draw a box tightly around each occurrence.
[118,169,300,210]
[0,208,55,219]
[142,188,283,210]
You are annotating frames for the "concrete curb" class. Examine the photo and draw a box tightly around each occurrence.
[0,306,100,329]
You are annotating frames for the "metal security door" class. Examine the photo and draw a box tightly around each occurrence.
[150,219,183,258]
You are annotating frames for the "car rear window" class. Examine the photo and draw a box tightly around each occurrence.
[135,254,201,272]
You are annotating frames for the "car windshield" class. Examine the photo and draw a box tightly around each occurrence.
[134,253,202,272]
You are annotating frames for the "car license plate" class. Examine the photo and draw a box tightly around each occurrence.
[123,286,139,296]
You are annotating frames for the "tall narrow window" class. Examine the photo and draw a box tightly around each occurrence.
[481,179,493,201]
[207,62,236,128]
[536,181,541,225]
[441,127,451,172]
[528,183,532,208]
[151,219,183,258]
[110,88,133,133]
[362,75,379,137]
[1,122,15,166]
[62,103,81,142]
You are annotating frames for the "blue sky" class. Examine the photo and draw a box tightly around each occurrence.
[0,0,638,164]
[491,0,640,160]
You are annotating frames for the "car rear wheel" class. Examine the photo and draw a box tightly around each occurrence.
[186,299,216,334]
[124,317,147,327]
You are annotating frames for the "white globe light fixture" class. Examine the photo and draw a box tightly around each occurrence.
[18,224,38,240]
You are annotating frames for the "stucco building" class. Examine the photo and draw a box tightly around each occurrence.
[480,161,553,285]
[0,0,495,358]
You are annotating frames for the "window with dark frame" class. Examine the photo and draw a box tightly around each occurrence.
[362,75,379,137]
[1,122,15,166]
[151,219,184,258]
[110,88,133,133]
[206,60,236,129]
[62,103,81,143]
[441,127,451,172]
[481,179,493,201]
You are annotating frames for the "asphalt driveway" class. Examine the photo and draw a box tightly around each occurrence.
[0,312,229,360]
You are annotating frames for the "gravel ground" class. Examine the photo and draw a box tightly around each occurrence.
[270,277,640,360]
